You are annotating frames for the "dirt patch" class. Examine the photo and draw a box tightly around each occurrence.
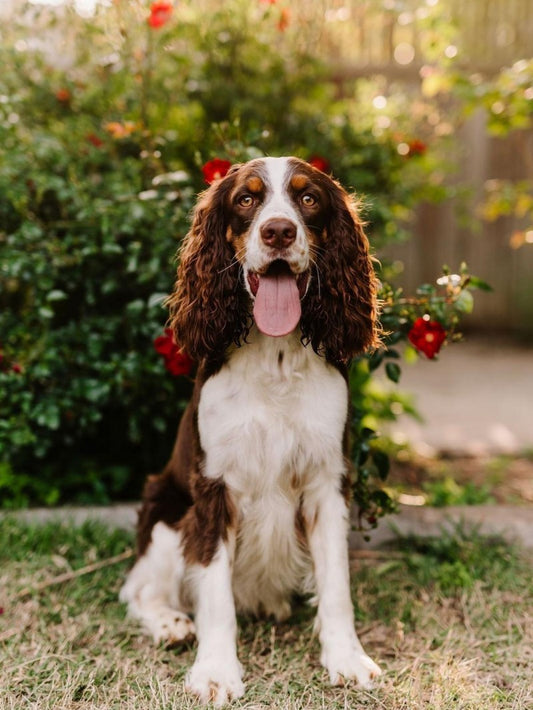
[388,453,533,505]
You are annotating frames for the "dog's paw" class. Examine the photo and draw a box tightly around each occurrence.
[185,656,244,707]
[146,609,196,647]
[321,641,381,689]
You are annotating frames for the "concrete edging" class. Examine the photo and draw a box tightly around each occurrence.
[4,503,533,549]
[350,503,533,549]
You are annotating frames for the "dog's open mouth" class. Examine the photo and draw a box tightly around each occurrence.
[247,260,309,338]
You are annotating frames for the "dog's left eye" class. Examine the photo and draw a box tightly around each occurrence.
[237,194,254,208]
[301,194,317,207]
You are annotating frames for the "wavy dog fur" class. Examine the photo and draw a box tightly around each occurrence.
[168,158,379,369]
[122,157,382,706]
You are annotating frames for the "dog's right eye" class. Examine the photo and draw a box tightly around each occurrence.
[237,194,254,208]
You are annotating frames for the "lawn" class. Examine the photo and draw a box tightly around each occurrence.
[0,517,531,710]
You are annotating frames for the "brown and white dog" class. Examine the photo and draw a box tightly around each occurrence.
[120,156,382,705]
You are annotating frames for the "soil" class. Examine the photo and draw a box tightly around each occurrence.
[388,453,533,505]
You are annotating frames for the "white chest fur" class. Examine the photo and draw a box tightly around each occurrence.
[197,330,348,616]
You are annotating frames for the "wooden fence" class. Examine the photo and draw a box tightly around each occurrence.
[385,113,533,336]
[294,0,533,73]
[302,0,533,335]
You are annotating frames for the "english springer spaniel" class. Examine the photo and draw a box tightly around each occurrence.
[120,156,382,705]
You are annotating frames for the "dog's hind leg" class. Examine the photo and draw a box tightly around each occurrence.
[120,521,195,646]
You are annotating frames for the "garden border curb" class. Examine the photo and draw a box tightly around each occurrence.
[3,503,533,549]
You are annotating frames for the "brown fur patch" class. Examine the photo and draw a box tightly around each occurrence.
[295,497,308,547]
[167,166,252,367]
[178,476,236,566]
[246,176,264,193]
[227,230,248,263]
[290,173,309,191]
[136,470,193,556]
[340,470,353,506]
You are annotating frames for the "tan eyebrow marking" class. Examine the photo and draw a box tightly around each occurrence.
[290,174,308,191]
[246,176,264,193]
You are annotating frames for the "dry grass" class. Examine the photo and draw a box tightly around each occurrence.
[0,517,531,710]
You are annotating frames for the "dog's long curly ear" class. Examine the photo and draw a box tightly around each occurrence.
[167,166,250,364]
[301,179,380,365]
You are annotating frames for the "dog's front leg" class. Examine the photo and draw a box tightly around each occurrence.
[305,483,382,688]
[185,535,244,706]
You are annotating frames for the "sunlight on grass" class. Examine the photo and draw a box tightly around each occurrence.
[1,517,531,709]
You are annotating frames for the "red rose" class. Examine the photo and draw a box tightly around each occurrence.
[86,133,103,148]
[407,139,427,157]
[202,159,232,185]
[308,155,330,173]
[55,88,71,103]
[277,7,290,31]
[154,329,193,376]
[408,317,446,359]
[147,1,173,28]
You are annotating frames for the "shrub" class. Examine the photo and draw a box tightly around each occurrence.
[0,1,482,514]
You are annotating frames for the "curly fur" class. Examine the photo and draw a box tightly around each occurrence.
[299,174,380,364]
[167,158,379,368]
[167,170,252,367]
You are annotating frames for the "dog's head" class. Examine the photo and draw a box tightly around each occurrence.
[168,157,380,366]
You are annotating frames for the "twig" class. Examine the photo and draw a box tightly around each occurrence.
[15,548,134,600]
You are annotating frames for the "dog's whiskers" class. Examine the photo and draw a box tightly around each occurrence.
[218,247,246,275]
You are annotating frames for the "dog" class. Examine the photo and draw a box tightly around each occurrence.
[120,156,382,705]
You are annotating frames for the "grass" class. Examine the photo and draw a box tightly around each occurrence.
[1,517,532,709]
[385,447,533,506]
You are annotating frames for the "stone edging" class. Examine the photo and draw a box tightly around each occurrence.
[3,503,533,549]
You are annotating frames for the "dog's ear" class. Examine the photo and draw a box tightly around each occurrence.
[167,166,251,364]
[301,179,380,364]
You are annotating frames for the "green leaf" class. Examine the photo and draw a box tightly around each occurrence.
[34,404,61,430]
[384,331,405,346]
[385,362,401,383]
[38,306,54,319]
[455,290,474,313]
[147,292,168,309]
[361,427,378,441]
[372,450,390,480]
[404,345,419,364]
[368,350,384,371]
[468,276,493,292]
[126,299,145,316]
[357,449,369,466]
[416,283,436,296]
[370,489,393,506]
[47,290,67,302]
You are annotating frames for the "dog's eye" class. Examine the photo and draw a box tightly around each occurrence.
[237,194,254,208]
[301,194,317,207]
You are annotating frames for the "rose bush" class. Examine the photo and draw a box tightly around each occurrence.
[0,1,484,517]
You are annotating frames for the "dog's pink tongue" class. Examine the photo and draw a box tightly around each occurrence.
[253,270,301,337]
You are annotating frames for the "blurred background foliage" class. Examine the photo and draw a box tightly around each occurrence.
[0,0,531,513]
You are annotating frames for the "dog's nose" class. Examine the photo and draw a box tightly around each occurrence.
[260,219,297,249]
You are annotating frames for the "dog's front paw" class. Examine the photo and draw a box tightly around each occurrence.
[146,609,196,647]
[321,640,381,688]
[185,656,244,707]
